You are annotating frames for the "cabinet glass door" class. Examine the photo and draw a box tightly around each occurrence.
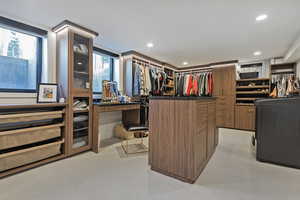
[73,34,90,90]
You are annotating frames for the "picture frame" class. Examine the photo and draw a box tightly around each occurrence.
[37,83,58,103]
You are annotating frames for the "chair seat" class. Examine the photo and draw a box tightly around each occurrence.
[126,125,148,132]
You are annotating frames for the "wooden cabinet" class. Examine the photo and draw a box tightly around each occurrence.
[55,21,98,156]
[235,105,256,131]
[0,104,66,178]
[213,67,223,96]
[149,98,217,183]
[213,66,236,128]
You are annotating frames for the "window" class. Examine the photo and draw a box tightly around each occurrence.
[0,17,46,93]
[93,48,119,94]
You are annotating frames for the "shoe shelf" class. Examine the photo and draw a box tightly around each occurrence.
[236,78,270,105]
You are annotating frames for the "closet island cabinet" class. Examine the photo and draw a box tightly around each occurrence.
[149,96,217,183]
[53,20,99,155]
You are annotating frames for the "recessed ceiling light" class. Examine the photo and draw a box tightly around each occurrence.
[256,14,268,21]
[253,51,262,56]
[147,42,154,48]
[183,62,188,66]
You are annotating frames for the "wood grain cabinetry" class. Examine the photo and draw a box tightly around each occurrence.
[235,105,256,131]
[0,104,66,178]
[213,66,236,128]
[149,97,217,183]
[56,25,97,155]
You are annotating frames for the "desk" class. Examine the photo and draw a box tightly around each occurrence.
[92,103,140,153]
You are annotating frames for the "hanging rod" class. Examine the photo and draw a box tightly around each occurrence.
[132,56,163,68]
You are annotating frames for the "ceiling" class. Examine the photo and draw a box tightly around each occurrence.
[1,0,300,67]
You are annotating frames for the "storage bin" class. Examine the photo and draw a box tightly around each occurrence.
[0,123,63,150]
[0,111,64,125]
[0,140,63,172]
[114,124,134,139]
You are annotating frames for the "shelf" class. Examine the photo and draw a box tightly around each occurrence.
[271,71,295,75]
[167,76,174,80]
[74,51,89,57]
[236,85,269,89]
[236,103,255,106]
[236,98,261,101]
[271,63,295,67]
[237,78,270,82]
[73,109,89,113]
[74,127,89,132]
[74,71,89,76]
[236,91,269,95]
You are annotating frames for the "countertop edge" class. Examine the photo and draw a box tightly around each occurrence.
[149,96,216,100]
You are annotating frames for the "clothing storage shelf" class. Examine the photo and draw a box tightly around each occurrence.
[236,78,270,82]
[236,91,269,95]
[0,103,66,178]
[236,86,270,89]
[269,62,298,98]
[236,78,270,105]
[122,51,178,97]
[236,98,262,101]
[163,67,175,96]
[270,63,296,75]
[55,21,98,156]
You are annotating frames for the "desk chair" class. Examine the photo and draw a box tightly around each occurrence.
[121,124,148,154]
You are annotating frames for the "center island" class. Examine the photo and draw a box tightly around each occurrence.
[148,96,217,183]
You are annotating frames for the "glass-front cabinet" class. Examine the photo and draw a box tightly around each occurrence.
[55,20,97,156]
[72,33,91,91]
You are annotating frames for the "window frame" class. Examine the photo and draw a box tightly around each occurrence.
[93,47,119,94]
[0,17,46,93]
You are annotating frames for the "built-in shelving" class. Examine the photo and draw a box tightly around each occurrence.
[56,22,97,156]
[163,67,175,96]
[236,78,270,105]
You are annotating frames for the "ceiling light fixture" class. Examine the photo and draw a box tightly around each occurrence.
[147,42,154,48]
[253,51,262,56]
[256,14,268,21]
[183,62,188,66]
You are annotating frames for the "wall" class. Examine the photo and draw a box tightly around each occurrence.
[297,61,300,79]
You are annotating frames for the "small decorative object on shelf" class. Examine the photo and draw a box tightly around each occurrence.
[102,80,120,103]
[37,83,58,103]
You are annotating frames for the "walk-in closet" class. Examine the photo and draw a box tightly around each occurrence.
[0,1,300,200]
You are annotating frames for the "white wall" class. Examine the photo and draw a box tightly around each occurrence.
[297,61,300,79]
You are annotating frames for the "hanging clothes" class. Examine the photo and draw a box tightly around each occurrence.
[145,67,152,95]
[175,71,213,97]
[149,67,157,95]
[186,75,194,96]
[133,63,141,96]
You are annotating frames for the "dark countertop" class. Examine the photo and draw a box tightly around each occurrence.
[149,96,216,100]
[93,102,140,107]
[255,97,300,105]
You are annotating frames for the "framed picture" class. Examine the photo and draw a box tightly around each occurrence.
[37,83,58,103]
